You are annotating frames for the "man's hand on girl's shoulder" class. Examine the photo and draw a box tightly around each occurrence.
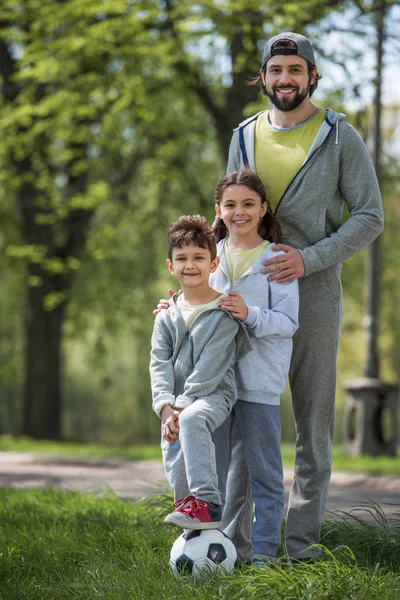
[261,244,305,283]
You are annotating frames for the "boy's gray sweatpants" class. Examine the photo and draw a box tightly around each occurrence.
[161,395,233,506]
[218,269,343,561]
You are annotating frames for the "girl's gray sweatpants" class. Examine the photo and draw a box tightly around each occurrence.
[161,395,233,506]
[213,401,284,559]
[217,269,343,561]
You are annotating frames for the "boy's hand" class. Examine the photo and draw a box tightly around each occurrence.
[161,405,181,442]
[218,292,248,321]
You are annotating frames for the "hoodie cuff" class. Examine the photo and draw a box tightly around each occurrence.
[175,395,194,410]
[244,306,258,329]
[298,248,320,277]
[153,394,175,418]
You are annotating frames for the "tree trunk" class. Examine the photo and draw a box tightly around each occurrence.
[363,0,385,379]
[22,264,68,439]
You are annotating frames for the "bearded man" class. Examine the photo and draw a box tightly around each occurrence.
[221,31,384,563]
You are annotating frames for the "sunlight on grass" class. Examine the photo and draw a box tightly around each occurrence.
[0,436,162,461]
[282,444,400,476]
[0,490,399,599]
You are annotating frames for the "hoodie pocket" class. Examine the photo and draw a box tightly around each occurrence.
[322,263,342,302]
[279,207,327,247]
[235,350,268,389]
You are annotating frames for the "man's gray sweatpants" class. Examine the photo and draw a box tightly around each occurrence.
[161,395,233,506]
[218,268,343,561]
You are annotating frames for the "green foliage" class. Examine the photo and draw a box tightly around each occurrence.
[0,0,398,442]
[322,503,400,572]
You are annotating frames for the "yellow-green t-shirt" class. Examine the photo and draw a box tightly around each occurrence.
[255,109,326,211]
[177,294,224,330]
[225,239,270,283]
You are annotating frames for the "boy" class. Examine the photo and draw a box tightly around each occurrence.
[150,215,250,530]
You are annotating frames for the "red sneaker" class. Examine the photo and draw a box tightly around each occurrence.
[164,495,222,530]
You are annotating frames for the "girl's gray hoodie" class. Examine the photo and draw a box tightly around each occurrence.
[150,294,252,417]
[210,242,299,405]
[227,108,384,277]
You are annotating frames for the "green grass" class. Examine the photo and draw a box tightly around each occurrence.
[1,436,400,476]
[0,489,399,600]
[331,448,400,476]
[282,445,400,477]
[0,436,161,461]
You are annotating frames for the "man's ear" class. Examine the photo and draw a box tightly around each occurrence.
[309,67,317,86]
[166,259,174,274]
[210,256,220,273]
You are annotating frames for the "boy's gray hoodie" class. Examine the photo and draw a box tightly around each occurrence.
[227,108,384,276]
[150,294,251,417]
[210,242,299,405]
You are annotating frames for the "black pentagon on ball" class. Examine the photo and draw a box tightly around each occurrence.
[175,554,195,575]
[183,530,201,542]
[207,543,227,564]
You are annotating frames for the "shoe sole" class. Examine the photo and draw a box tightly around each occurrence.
[163,514,222,530]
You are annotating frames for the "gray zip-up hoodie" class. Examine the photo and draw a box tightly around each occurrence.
[227,108,384,277]
[210,242,299,405]
[150,294,252,417]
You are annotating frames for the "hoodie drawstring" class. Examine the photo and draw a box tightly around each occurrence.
[335,121,339,145]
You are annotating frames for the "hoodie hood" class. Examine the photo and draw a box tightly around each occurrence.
[235,108,346,130]
[235,108,347,170]
[324,108,347,145]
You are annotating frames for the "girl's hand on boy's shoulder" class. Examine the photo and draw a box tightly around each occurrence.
[218,292,248,321]
[153,289,174,316]
[153,289,182,316]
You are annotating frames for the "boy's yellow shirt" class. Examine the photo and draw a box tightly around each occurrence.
[255,109,326,211]
[177,294,224,329]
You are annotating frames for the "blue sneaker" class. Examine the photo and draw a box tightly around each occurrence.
[252,555,277,568]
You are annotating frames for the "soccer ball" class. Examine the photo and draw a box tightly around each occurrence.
[170,529,237,578]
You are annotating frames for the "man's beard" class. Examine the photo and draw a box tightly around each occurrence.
[266,83,310,112]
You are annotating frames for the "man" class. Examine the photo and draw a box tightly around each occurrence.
[222,31,384,562]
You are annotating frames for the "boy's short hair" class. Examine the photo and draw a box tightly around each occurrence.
[167,215,217,261]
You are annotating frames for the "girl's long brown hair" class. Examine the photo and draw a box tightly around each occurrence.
[213,170,281,243]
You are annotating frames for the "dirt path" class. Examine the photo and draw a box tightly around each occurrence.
[0,452,399,525]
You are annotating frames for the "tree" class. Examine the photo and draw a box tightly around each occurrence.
[0,0,351,440]
[0,0,172,438]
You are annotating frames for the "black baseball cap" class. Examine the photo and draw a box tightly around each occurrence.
[261,32,316,69]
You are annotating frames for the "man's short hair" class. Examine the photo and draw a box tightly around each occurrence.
[167,215,217,261]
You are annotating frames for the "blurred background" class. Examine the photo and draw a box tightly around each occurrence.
[0,0,399,446]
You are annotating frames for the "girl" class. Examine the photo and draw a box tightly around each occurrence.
[210,170,299,567]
